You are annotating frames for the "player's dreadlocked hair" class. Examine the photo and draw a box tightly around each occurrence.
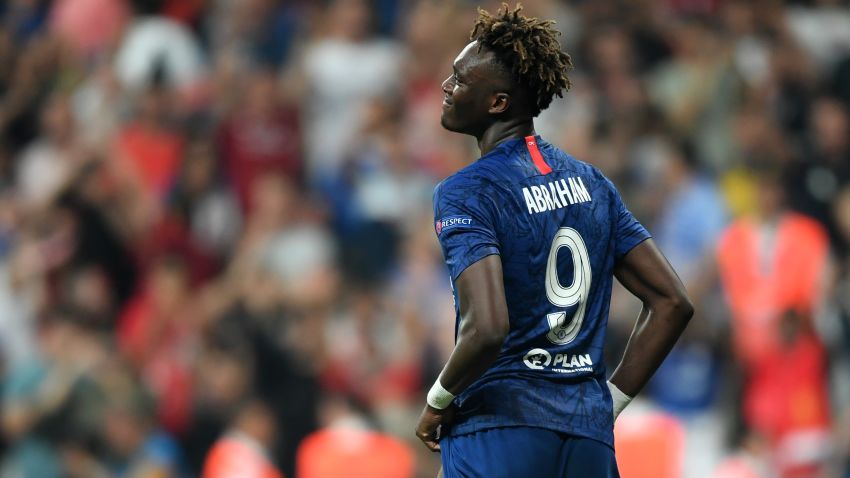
[471,3,573,116]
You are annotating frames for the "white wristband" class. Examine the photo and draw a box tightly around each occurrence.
[607,381,633,421]
[427,379,456,410]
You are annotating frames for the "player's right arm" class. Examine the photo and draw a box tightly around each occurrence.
[416,254,508,452]
[609,238,694,415]
[416,175,505,452]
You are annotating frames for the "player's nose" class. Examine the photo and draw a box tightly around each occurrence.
[441,76,454,96]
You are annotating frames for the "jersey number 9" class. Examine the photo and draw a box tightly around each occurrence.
[545,227,592,345]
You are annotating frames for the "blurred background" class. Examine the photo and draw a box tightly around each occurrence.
[0,0,848,477]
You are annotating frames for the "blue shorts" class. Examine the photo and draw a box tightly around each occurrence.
[440,427,620,478]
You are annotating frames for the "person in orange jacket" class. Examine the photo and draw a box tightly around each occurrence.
[716,164,831,476]
[203,399,283,478]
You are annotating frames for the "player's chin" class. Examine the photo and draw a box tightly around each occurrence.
[440,113,463,133]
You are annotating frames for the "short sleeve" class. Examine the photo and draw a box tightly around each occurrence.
[608,179,651,259]
[433,176,501,281]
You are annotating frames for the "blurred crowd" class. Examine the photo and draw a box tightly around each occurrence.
[0,0,849,477]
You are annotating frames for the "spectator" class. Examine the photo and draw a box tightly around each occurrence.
[113,12,206,93]
[296,395,414,478]
[118,255,197,435]
[296,0,403,183]
[785,96,850,254]
[49,0,129,57]
[183,342,254,474]
[217,68,302,212]
[15,94,80,210]
[648,16,742,171]
[712,431,771,478]
[0,217,41,372]
[99,377,185,477]
[113,82,185,202]
[202,399,283,478]
[231,173,337,311]
[1,313,111,477]
[168,138,242,258]
[717,164,831,476]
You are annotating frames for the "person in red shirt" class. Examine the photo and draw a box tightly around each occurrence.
[114,84,185,200]
[217,69,301,212]
[118,255,196,435]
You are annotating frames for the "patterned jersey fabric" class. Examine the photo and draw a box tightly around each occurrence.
[433,135,650,447]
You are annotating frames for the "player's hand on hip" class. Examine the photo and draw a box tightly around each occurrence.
[415,404,455,452]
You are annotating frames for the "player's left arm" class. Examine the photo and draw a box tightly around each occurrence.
[415,254,508,452]
[608,239,694,417]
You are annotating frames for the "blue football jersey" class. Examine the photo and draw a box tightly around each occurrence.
[433,135,650,447]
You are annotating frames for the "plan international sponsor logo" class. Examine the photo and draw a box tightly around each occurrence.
[522,348,594,374]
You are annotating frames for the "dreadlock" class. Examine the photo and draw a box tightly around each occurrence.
[471,3,573,116]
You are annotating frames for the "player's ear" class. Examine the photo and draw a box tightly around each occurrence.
[488,92,510,115]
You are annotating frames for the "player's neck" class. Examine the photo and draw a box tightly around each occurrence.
[477,119,536,156]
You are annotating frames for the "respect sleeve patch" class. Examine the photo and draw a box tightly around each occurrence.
[435,216,473,235]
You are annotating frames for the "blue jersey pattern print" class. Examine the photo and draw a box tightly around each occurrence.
[433,136,650,447]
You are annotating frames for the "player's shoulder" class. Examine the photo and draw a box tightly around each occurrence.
[433,159,504,202]
[543,142,605,178]
[434,170,472,200]
[542,142,618,198]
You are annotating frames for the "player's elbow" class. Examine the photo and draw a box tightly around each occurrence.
[664,291,694,323]
[475,325,508,349]
[646,287,693,324]
[485,324,509,348]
